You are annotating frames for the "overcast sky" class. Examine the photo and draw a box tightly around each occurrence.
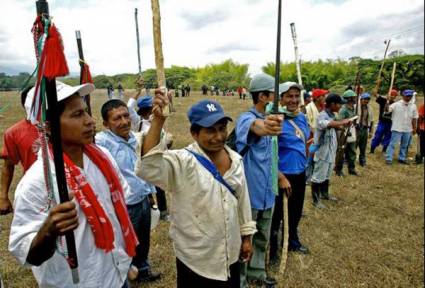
[0,0,423,76]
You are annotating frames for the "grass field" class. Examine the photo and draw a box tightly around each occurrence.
[0,89,423,288]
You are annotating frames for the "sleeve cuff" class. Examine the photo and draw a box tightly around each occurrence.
[240,221,257,236]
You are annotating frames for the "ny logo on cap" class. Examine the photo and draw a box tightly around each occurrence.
[206,103,217,112]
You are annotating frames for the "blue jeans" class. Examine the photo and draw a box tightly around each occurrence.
[371,121,392,150]
[385,131,412,162]
[127,196,151,272]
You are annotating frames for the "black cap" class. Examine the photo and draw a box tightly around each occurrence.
[326,93,345,105]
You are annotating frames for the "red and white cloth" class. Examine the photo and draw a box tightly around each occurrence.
[9,145,135,287]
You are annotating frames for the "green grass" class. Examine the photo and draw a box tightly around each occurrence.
[0,90,423,287]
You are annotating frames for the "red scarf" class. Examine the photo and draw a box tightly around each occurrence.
[62,144,138,257]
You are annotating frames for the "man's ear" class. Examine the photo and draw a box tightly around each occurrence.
[103,120,109,128]
[190,130,198,141]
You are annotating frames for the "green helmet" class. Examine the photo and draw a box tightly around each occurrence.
[249,74,275,93]
[342,89,357,98]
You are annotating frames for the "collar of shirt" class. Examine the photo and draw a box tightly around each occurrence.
[96,130,154,204]
[249,106,266,119]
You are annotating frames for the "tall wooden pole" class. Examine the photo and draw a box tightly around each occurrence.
[272,0,282,114]
[35,0,79,283]
[373,39,391,97]
[75,30,91,116]
[135,8,142,75]
[151,0,170,114]
[388,62,397,97]
[290,22,304,106]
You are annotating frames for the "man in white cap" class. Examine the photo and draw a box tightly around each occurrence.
[0,86,39,215]
[9,81,138,288]
[235,73,283,287]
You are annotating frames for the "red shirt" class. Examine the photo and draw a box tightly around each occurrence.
[1,119,39,172]
[419,104,425,131]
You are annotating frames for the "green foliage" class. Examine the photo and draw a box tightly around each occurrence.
[262,55,424,93]
[1,55,423,94]
[195,59,250,90]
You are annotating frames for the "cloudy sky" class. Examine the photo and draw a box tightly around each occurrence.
[0,0,423,76]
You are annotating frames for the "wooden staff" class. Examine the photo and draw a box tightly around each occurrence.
[75,30,92,116]
[387,62,397,98]
[373,39,391,97]
[35,0,79,283]
[290,22,304,106]
[271,0,289,276]
[151,0,170,115]
[135,8,142,75]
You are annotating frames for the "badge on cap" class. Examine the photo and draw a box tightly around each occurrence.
[206,103,217,112]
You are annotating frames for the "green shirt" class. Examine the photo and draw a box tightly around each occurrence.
[338,104,356,120]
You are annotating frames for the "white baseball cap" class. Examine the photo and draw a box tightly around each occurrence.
[25,81,95,119]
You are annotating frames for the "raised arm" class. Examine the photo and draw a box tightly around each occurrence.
[141,89,169,156]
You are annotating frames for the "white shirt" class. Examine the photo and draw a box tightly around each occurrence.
[135,138,256,281]
[9,146,132,288]
[306,102,320,129]
[127,98,141,132]
[389,100,418,132]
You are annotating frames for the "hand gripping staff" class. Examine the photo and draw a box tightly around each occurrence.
[270,0,289,276]
[151,0,171,115]
[33,0,80,283]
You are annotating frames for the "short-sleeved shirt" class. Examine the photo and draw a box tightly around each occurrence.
[389,100,419,133]
[1,119,39,172]
[235,108,275,210]
[96,130,156,205]
[376,96,393,123]
[278,113,310,175]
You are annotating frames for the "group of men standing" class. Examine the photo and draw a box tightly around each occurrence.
[107,82,125,100]
[0,73,422,288]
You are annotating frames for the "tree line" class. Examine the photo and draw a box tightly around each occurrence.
[1,55,423,94]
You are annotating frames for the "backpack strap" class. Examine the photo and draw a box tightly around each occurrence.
[288,119,306,143]
[185,149,237,198]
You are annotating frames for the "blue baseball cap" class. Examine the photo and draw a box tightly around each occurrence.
[360,92,371,100]
[402,89,415,97]
[137,96,153,109]
[187,100,232,127]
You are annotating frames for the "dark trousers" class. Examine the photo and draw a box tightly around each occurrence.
[371,121,392,150]
[155,186,168,212]
[420,130,425,158]
[176,258,240,288]
[357,127,368,164]
[270,172,306,250]
[127,197,151,271]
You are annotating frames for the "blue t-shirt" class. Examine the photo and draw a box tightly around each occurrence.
[235,107,275,210]
[278,113,310,175]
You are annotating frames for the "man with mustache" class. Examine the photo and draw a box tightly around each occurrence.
[95,99,161,283]
[136,92,259,287]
